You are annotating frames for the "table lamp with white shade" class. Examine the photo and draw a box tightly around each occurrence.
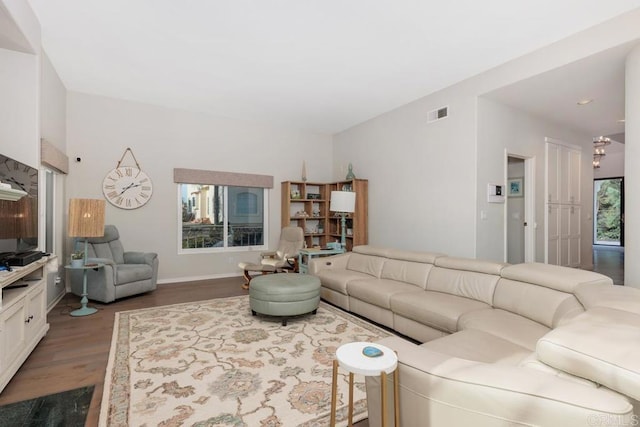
[330,190,356,250]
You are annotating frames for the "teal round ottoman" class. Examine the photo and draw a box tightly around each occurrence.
[249,273,321,326]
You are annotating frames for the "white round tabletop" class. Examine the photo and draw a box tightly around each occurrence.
[336,342,397,376]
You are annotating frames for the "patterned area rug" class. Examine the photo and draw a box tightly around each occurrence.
[99,296,391,426]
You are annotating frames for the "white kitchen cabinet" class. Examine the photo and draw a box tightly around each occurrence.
[546,142,581,205]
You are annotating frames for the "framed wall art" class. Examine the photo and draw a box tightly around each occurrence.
[508,177,524,197]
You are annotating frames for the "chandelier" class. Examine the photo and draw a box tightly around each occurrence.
[593,136,611,169]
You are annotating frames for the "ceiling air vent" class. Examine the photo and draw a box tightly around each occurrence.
[427,106,449,123]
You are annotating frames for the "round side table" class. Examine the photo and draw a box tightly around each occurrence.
[330,341,399,427]
[65,263,104,316]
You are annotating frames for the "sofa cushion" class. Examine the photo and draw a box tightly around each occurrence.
[435,256,507,276]
[347,278,420,309]
[386,248,444,264]
[380,259,433,289]
[390,290,489,334]
[346,253,385,277]
[493,278,584,328]
[537,307,640,401]
[500,262,612,293]
[421,329,531,365]
[315,269,373,295]
[458,308,550,351]
[426,266,499,305]
[575,282,640,314]
[353,245,390,257]
[518,354,599,388]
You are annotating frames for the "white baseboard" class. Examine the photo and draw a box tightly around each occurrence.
[157,273,243,285]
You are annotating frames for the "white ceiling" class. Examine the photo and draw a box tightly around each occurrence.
[27,0,640,134]
[485,41,634,143]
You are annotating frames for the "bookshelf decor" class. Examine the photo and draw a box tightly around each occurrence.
[281,179,367,251]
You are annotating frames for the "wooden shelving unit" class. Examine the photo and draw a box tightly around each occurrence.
[281,179,368,251]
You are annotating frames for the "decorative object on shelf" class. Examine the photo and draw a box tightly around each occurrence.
[70,251,84,268]
[327,241,341,250]
[291,189,301,199]
[362,345,384,358]
[308,193,321,199]
[294,210,309,218]
[593,136,612,169]
[102,147,153,209]
[330,191,356,249]
[346,162,356,180]
[302,160,307,182]
[67,198,105,316]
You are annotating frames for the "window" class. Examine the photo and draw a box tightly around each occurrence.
[179,183,267,251]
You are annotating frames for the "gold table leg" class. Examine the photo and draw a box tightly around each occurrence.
[381,371,388,427]
[394,368,400,427]
[330,359,338,427]
[348,372,354,426]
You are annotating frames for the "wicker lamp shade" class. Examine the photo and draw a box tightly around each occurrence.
[68,199,106,238]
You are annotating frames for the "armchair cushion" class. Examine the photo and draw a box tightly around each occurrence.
[116,264,154,285]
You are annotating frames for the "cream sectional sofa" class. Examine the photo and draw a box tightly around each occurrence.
[309,245,640,426]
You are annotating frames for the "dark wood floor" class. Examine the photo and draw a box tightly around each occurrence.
[0,276,368,426]
[593,245,624,285]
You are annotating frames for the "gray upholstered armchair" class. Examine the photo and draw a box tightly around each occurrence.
[69,224,159,303]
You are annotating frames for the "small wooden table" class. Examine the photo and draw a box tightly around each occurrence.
[330,342,399,427]
[298,247,344,274]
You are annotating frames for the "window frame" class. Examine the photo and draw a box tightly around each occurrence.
[177,183,269,254]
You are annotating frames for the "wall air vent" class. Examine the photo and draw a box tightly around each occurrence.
[427,106,449,123]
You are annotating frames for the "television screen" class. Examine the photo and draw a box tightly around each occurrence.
[0,154,38,254]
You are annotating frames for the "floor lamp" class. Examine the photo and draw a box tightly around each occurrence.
[68,198,105,316]
[330,191,356,250]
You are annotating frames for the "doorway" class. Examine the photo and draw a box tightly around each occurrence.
[505,154,535,263]
[593,177,624,246]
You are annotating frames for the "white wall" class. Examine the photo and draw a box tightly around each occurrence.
[477,98,594,266]
[66,92,333,282]
[332,9,640,261]
[40,52,67,151]
[0,48,38,167]
[40,50,67,304]
[333,91,478,256]
[594,142,624,179]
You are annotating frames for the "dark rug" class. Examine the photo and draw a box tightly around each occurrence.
[0,385,94,427]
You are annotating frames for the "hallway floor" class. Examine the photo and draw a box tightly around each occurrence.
[593,245,624,286]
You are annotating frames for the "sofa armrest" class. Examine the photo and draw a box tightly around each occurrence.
[124,251,157,266]
[365,336,634,427]
[308,252,351,275]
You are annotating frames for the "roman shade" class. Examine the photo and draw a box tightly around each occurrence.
[173,168,273,188]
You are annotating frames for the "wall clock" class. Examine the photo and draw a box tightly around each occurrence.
[102,166,153,209]
[0,155,38,197]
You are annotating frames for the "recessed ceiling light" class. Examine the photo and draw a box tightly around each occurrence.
[617,119,626,123]
[577,99,593,106]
